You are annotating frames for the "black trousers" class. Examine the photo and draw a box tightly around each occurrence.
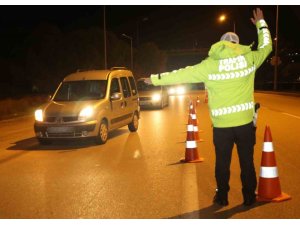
[213,122,257,199]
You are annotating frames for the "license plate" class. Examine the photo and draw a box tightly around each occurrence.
[47,126,74,133]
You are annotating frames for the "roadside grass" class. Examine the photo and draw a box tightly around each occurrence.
[0,95,49,120]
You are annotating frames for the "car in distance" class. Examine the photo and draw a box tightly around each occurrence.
[34,67,140,145]
[167,85,186,96]
[137,78,169,109]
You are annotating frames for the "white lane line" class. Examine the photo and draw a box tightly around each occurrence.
[282,112,300,119]
[181,165,199,217]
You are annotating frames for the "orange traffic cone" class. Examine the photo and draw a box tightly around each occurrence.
[180,115,204,163]
[204,88,208,103]
[188,99,196,112]
[189,102,204,142]
[196,96,201,106]
[257,125,291,202]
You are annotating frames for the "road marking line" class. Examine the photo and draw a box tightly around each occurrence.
[181,165,199,217]
[282,113,300,119]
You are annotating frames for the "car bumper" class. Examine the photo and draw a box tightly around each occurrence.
[139,100,161,108]
[34,120,98,139]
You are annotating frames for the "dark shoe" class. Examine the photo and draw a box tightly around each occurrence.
[243,195,256,206]
[213,192,229,206]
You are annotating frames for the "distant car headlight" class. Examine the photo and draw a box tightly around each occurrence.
[152,94,162,102]
[176,86,185,95]
[35,109,43,122]
[79,106,94,121]
[168,88,176,95]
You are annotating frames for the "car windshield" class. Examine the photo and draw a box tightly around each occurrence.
[137,81,161,91]
[53,80,107,101]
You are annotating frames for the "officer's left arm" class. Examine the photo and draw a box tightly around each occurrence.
[250,8,273,68]
[150,60,209,86]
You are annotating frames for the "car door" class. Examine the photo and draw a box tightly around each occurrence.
[128,76,139,112]
[119,76,133,126]
[109,77,126,130]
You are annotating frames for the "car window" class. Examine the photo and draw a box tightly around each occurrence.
[128,77,138,96]
[120,77,131,98]
[137,80,161,91]
[53,80,107,101]
[110,78,121,95]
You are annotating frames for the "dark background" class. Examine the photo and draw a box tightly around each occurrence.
[1,5,300,50]
[0,5,299,98]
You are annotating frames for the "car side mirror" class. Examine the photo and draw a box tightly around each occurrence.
[110,92,122,101]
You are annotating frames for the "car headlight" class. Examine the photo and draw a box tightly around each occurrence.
[176,86,185,95]
[79,106,94,121]
[168,88,176,95]
[152,94,162,102]
[35,109,43,122]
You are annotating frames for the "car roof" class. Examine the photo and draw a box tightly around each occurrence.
[63,68,132,81]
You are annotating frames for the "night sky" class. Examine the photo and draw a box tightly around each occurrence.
[0,5,300,53]
[0,4,299,97]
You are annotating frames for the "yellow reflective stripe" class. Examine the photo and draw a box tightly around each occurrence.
[259,28,271,49]
[208,66,256,81]
[212,101,254,117]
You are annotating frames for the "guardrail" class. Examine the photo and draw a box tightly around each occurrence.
[255,81,300,92]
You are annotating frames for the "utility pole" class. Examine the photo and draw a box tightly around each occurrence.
[103,6,107,69]
[122,34,133,70]
[274,5,279,90]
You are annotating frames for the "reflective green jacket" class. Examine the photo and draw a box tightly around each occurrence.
[151,20,272,128]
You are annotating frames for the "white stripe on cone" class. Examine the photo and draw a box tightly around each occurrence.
[186,141,197,148]
[193,126,198,132]
[187,124,194,131]
[263,142,274,152]
[191,114,196,119]
[260,166,278,178]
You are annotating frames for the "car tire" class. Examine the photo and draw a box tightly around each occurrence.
[128,112,139,132]
[95,120,108,145]
[160,99,164,109]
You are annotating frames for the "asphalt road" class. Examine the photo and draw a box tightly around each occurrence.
[0,91,299,219]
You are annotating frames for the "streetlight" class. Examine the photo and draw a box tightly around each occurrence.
[218,14,236,33]
[122,33,133,70]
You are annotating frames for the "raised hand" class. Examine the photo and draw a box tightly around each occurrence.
[250,8,264,25]
[143,77,152,85]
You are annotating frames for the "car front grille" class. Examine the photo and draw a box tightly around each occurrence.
[44,116,78,123]
[63,116,78,122]
[47,132,84,138]
[34,124,96,138]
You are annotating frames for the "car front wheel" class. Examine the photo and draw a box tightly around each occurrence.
[95,120,108,145]
[128,112,139,132]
